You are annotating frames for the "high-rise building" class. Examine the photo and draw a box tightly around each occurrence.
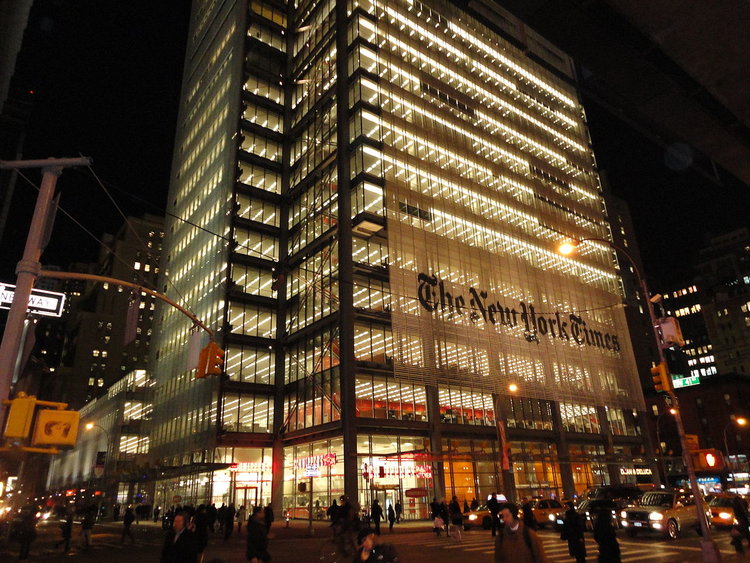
[150,0,649,515]
[58,214,163,408]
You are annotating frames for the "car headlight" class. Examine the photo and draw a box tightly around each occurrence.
[548,514,556,521]
[719,512,732,520]
[468,514,477,521]
[649,512,664,521]
[620,511,627,519]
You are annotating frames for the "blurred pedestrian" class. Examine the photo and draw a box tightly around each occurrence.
[560,501,586,563]
[487,493,501,537]
[122,506,136,544]
[246,506,271,562]
[193,505,209,558]
[471,497,479,511]
[387,504,396,532]
[494,503,548,563]
[56,512,73,552]
[208,503,217,532]
[237,505,248,533]
[354,528,400,562]
[154,506,161,523]
[371,499,383,535]
[162,512,199,563]
[394,500,402,523]
[223,504,235,541]
[264,503,274,532]
[593,508,620,563]
[12,511,37,561]
[448,496,463,541]
[522,498,538,531]
[80,509,95,549]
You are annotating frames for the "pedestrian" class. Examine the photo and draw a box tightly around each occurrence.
[246,506,271,562]
[593,508,620,563]
[327,499,339,522]
[429,498,442,536]
[487,493,501,537]
[223,504,235,540]
[439,501,450,537]
[560,501,586,563]
[522,498,538,531]
[217,504,227,533]
[732,496,750,550]
[449,496,463,541]
[161,512,200,563]
[370,499,383,535]
[394,500,402,523]
[264,503,274,532]
[237,505,248,533]
[193,505,209,558]
[207,503,217,532]
[494,503,548,563]
[471,497,479,511]
[113,503,121,521]
[154,505,161,523]
[354,527,400,562]
[80,509,95,549]
[387,504,396,532]
[122,506,136,544]
[56,512,73,552]
[334,495,357,557]
[11,511,37,561]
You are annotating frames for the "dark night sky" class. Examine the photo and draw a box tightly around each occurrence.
[3,1,748,289]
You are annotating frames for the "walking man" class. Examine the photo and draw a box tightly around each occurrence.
[387,504,396,532]
[561,501,586,563]
[121,506,136,544]
[487,493,501,537]
[370,499,383,535]
[80,509,95,549]
[495,503,548,563]
[394,500,402,523]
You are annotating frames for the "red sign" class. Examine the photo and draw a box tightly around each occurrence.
[229,462,269,472]
[405,488,429,498]
[294,452,337,470]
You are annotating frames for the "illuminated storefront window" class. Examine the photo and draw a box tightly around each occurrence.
[283,438,344,519]
[358,436,433,520]
[442,438,500,504]
[512,442,562,499]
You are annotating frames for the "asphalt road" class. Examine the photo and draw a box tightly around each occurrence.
[0,518,743,562]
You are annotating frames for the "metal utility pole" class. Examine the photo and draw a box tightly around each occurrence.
[0,157,92,425]
[560,237,722,563]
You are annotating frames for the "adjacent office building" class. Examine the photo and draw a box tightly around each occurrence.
[150,0,649,518]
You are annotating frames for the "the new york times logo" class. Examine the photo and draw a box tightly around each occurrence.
[416,272,621,352]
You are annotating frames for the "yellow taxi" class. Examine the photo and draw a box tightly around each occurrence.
[708,494,747,529]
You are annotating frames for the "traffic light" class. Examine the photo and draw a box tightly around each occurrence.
[3,393,36,438]
[692,449,725,471]
[206,341,225,376]
[651,361,671,393]
[196,341,225,379]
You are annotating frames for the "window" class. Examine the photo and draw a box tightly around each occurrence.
[222,393,273,433]
[356,376,427,422]
[226,345,275,384]
[438,385,494,426]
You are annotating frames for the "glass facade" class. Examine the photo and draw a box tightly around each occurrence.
[143,0,651,513]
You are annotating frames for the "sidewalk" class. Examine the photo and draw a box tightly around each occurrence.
[270,518,430,540]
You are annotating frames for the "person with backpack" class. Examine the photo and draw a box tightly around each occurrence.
[495,503,548,563]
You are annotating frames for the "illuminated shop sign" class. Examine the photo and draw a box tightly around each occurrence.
[294,453,337,470]
[619,467,652,476]
[417,272,621,351]
[229,462,269,473]
[361,461,433,479]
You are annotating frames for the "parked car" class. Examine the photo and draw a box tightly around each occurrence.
[621,490,700,540]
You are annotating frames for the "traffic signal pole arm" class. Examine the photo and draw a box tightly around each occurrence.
[38,270,213,337]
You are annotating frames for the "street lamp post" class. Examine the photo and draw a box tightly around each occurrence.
[723,416,747,491]
[559,237,722,563]
[495,383,519,502]
[85,422,116,510]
